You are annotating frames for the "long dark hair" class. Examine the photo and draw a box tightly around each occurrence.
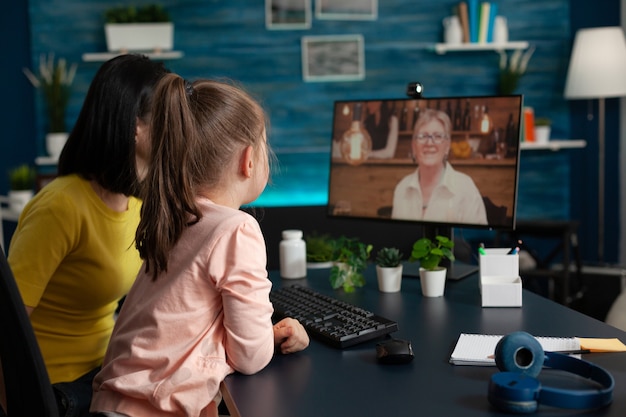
[136,74,267,279]
[58,54,169,196]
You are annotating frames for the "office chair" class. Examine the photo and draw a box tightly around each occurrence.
[0,249,60,416]
[0,195,9,253]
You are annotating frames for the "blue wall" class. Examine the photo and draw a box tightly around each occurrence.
[0,0,621,263]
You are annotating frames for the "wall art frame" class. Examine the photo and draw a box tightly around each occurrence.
[266,0,311,30]
[301,34,365,82]
[315,0,378,21]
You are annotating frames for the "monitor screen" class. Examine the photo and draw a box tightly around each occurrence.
[327,95,523,234]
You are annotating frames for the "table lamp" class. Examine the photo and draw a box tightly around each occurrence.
[564,26,626,263]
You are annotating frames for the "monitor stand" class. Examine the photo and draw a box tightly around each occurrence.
[402,259,478,281]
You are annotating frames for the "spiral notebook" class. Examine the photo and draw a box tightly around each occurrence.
[449,333,580,366]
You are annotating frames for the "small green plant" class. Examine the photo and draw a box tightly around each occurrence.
[375,247,403,268]
[305,232,335,263]
[105,4,170,23]
[409,235,454,271]
[329,236,372,293]
[534,117,551,127]
[9,164,36,191]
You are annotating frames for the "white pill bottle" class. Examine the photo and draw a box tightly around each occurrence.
[279,229,306,279]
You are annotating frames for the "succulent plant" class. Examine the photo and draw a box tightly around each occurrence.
[375,247,403,268]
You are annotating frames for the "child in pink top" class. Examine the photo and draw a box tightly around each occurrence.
[91,74,309,417]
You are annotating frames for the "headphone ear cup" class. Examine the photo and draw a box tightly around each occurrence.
[488,372,541,414]
[494,331,544,378]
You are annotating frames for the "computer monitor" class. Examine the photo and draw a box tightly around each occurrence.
[326,95,523,279]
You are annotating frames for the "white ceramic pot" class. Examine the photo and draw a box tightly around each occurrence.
[8,190,34,213]
[534,126,551,144]
[376,265,403,293]
[419,267,447,297]
[46,132,69,160]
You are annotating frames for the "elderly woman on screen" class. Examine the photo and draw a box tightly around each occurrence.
[391,109,487,224]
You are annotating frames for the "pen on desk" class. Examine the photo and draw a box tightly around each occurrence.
[478,243,486,256]
[549,349,591,355]
[488,349,590,359]
[507,240,523,254]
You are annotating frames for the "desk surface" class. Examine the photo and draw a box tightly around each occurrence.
[223,266,626,417]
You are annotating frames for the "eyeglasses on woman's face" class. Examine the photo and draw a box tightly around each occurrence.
[413,132,449,144]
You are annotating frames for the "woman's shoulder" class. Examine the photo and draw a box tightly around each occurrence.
[27,175,90,209]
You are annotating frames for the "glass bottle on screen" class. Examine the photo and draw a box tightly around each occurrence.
[453,99,463,131]
[480,105,493,134]
[462,99,471,131]
[340,102,372,165]
[400,102,408,132]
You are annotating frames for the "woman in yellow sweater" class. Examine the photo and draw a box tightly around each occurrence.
[5,54,169,417]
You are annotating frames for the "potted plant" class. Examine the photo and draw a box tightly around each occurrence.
[375,247,404,293]
[409,235,455,297]
[7,164,36,213]
[104,4,174,53]
[329,236,372,293]
[305,232,335,269]
[534,117,552,144]
[23,53,77,159]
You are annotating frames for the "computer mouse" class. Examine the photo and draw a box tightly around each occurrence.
[376,339,414,364]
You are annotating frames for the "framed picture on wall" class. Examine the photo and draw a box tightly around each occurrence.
[266,0,311,30]
[315,0,378,21]
[301,35,365,82]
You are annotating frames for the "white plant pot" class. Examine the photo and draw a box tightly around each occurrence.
[376,265,403,293]
[419,267,447,297]
[8,190,34,213]
[46,132,69,160]
[105,23,174,52]
[534,126,551,144]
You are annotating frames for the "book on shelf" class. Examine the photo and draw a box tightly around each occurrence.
[457,2,470,43]
[467,0,479,43]
[461,0,499,44]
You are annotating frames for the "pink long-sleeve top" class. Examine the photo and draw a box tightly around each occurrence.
[91,198,275,417]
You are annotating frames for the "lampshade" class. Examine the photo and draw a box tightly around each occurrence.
[564,27,626,99]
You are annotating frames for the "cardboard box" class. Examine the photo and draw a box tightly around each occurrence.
[479,248,522,307]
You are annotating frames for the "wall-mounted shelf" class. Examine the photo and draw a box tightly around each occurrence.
[520,140,586,151]
[35,156,58,165]
[431,41,529,55]
[82,51,184,62]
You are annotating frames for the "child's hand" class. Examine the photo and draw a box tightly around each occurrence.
[273,317,309,354]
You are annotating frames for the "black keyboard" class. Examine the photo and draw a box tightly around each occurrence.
[270,285,398,348]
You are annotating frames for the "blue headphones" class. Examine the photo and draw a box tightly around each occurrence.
[488,331,614,414]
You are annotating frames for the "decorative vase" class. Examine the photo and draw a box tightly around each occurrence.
[46,132,69,160]
[376,265,403,293]
[8,190,34,213]
[419,267,447,297]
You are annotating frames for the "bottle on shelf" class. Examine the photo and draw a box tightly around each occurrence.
[505,112,517,157]
[412,104,420,131]
[400,102,409,131]
[453,99,463,131]
[479,105,492,134]
[472,104,480,132]
[462,99,471,131]
[339,102,372,165]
